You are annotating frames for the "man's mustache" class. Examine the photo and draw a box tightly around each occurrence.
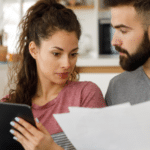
[115,46,129,56]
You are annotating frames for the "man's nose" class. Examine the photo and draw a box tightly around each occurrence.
[111,33,122,47]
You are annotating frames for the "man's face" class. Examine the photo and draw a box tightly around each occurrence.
[111,5,150,71]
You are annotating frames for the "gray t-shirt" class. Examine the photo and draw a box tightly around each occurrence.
[105,66,150,106]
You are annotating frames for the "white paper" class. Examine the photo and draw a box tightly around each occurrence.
[68,102,131,113]
[54,101,150,150]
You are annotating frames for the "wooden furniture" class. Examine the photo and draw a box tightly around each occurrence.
[7,53,20,62]
[0,46,7,62]
[58,0,94,10]
[76,66,124,73]
[67,5,94,9]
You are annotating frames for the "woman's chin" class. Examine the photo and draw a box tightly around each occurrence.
[54,78,68,85]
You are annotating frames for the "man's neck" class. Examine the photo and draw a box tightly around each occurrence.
[143,58,150,79]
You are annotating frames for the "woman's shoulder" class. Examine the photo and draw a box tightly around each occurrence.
[67,81,100,90]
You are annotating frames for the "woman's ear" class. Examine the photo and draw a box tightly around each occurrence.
[29,41,38,59]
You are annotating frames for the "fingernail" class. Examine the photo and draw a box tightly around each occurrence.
[35,118,39,123]
[10,121,15,126]
[13,136,17,141]
[15,117,20,122]
[10,129,14,134]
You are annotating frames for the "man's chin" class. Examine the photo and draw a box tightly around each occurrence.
[119,56,136,71]
[119,55,128,64]
[120,57,127,70]
[120,60,140,71]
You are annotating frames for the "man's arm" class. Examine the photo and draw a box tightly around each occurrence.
[105,80,113,106]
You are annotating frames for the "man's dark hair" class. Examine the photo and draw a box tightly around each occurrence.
[104,0,150,27]
[104,0,150,10]
[104,0,133,7]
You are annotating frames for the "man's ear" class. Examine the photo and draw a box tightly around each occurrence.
[29,41,38,59]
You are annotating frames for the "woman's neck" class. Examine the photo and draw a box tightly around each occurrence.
[32,80,67,105]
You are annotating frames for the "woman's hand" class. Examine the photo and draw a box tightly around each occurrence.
[9,117,55,150]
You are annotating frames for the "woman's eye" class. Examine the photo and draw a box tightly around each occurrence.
[71,53,79,57]
[53,52,60,56]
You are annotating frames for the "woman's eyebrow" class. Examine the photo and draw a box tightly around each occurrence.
[52,46,79,51]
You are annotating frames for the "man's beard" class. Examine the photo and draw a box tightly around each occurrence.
[115,31,150,71]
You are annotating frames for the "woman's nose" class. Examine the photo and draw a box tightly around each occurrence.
[61,56,71,69]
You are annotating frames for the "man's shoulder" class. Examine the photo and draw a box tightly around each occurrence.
[110,67,143,85]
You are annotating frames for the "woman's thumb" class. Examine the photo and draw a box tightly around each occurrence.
[35,118,49,134]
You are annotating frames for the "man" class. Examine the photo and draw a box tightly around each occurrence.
[105,0,150,105]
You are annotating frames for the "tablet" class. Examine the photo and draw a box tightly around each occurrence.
[0,102,36,150]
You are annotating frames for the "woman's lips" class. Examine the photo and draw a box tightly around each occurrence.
[56,72,69,79]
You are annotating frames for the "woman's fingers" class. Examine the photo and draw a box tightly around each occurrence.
[14,117,40,137]
[9,128,33,149]
[9,117,53,150]
[10,120,39,145]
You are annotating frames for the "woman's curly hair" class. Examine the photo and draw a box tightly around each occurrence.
[3,0,81,106]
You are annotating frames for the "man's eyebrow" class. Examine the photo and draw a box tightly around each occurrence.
[52,46,79,51]
[111,23,132,29]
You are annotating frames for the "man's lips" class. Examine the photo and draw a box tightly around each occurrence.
[120,52,125,56]
[115,46,128,55]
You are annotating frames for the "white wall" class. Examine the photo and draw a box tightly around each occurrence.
[0,0,3,32]
[74,0,99,58]
[79,73,119,97]
[0,64,9,99]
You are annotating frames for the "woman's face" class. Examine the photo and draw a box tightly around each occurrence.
[30,30,79,85]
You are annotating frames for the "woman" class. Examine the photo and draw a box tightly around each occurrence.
[2,0,106,149]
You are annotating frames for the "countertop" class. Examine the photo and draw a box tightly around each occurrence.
[76,55,120,67]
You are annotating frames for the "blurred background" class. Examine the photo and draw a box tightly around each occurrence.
[0,0,122,99]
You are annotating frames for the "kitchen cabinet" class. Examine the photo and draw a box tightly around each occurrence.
[0,46,7,62]
[59,0,94,9]
[67,5,94,9]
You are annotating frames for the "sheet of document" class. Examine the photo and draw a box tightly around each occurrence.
[54,101,150,150]
[68,102,131,113]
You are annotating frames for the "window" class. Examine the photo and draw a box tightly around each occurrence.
[3,0,36,53]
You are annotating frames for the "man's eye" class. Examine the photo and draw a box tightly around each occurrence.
[53,52,60,56]
[120,30,127,34]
